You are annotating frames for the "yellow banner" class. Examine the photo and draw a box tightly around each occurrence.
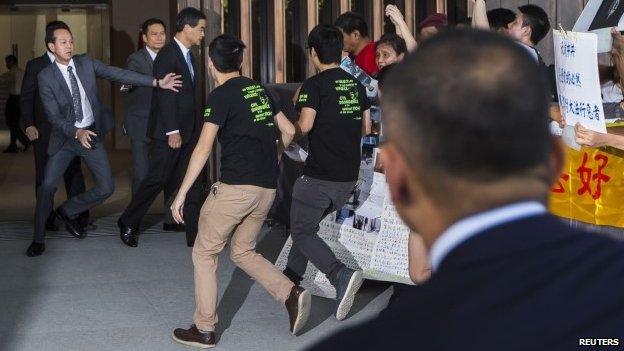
[549,146,624,227]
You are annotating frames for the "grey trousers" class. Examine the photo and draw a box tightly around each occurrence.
[34,139,114,243]
[286,175,357,281]
[130,136,174,224]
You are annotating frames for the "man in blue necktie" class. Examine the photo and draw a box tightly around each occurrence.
[119,7,207,248]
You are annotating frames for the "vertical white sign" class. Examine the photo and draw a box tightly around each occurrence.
[554,30,607,133]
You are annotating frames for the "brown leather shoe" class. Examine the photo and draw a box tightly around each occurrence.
[285,285,311,335]
[172,325,215,349]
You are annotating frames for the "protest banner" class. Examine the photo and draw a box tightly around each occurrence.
[573,0,624,53]
[550,145,624,228]
[554,30,607,134]
[275,150,412,298]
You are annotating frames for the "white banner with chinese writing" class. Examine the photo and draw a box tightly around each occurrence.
[554,30,606,133]
[275,153,413,298]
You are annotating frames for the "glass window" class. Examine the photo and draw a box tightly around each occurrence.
[285,0,307,82]
[349,0,373,36]
[222,0,240,38]
[382,0,405,34]
[319,0,339,25]
[251,0,272,82]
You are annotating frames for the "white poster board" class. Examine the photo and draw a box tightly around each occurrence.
[275,151,413,298]
[574,0,624,53]
[554,30,606,136]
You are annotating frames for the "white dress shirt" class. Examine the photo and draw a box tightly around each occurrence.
[165,37,192,136]
[429,201,547,272]
[56,58,95,129]
[146,47,158,61]
[47,51,56,63]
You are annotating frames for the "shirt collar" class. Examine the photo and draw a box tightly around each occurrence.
[174,37,190,57]
[517,42,539,62]
[145,46,158,61]
[46,51,56,63]
[55,58,76,72]
[429,201,547,272]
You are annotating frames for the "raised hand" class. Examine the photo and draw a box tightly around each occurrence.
[385,4,404,27]
[159,73,183,92]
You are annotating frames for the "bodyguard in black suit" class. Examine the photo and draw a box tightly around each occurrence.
[20,21,88,232]
[311,30,624,350]
[122,18,179,231]
[27,24,182,257]
[119,8,206,247]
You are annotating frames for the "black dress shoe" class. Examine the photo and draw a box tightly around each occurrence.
[186,239,195,247]
[26,242,45,257]
[172,325,215,348]
[56,208,86,238]
[163,223,186,232]
[117,219,139,247]
[3,145,18,153]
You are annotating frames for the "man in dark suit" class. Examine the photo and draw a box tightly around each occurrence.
[2,54,29,153]
[27,23,182,257]
[311,30,624,350]
[20,21,88,234]
[119,7,206,248]
[122,18,180,232]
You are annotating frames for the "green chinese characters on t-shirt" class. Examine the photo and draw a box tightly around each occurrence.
[203,107,212,120]
[243,84,274,126]
[335,79,361,119]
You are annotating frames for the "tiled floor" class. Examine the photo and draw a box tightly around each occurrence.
[0,131,392,350]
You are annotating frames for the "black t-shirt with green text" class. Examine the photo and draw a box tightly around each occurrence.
[203,76,279,189]
[297,68,371,182]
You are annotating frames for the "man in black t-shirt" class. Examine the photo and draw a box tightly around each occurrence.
[283,25,371,322]
[168,35,310,349]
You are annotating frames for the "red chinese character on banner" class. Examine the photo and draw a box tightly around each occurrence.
[552,173,570,193]
[576,152,611,199]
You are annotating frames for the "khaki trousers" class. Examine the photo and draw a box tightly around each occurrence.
[192,182,294,331]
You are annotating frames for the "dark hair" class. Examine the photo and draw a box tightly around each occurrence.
[176,7,206,33]
[141,18,166,35]
[487,8,516,31]
[45,20,71,51]
[208,34,246,73]
[376,63,396,91]
[383,29,551,184]
[376,33,407,57]
[334,12,369,38]
[455,17,472,27]
[307,24,343,65]
[5,54,17,64]
[519,4,551,45]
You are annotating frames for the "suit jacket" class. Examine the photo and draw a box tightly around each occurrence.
[38,54,154,155]
[20,53,53,135]
[311,215,624,351]
[123,48,154,140]
[147,41,199,144]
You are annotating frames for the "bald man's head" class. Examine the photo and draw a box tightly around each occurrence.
[383,29,552,193]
